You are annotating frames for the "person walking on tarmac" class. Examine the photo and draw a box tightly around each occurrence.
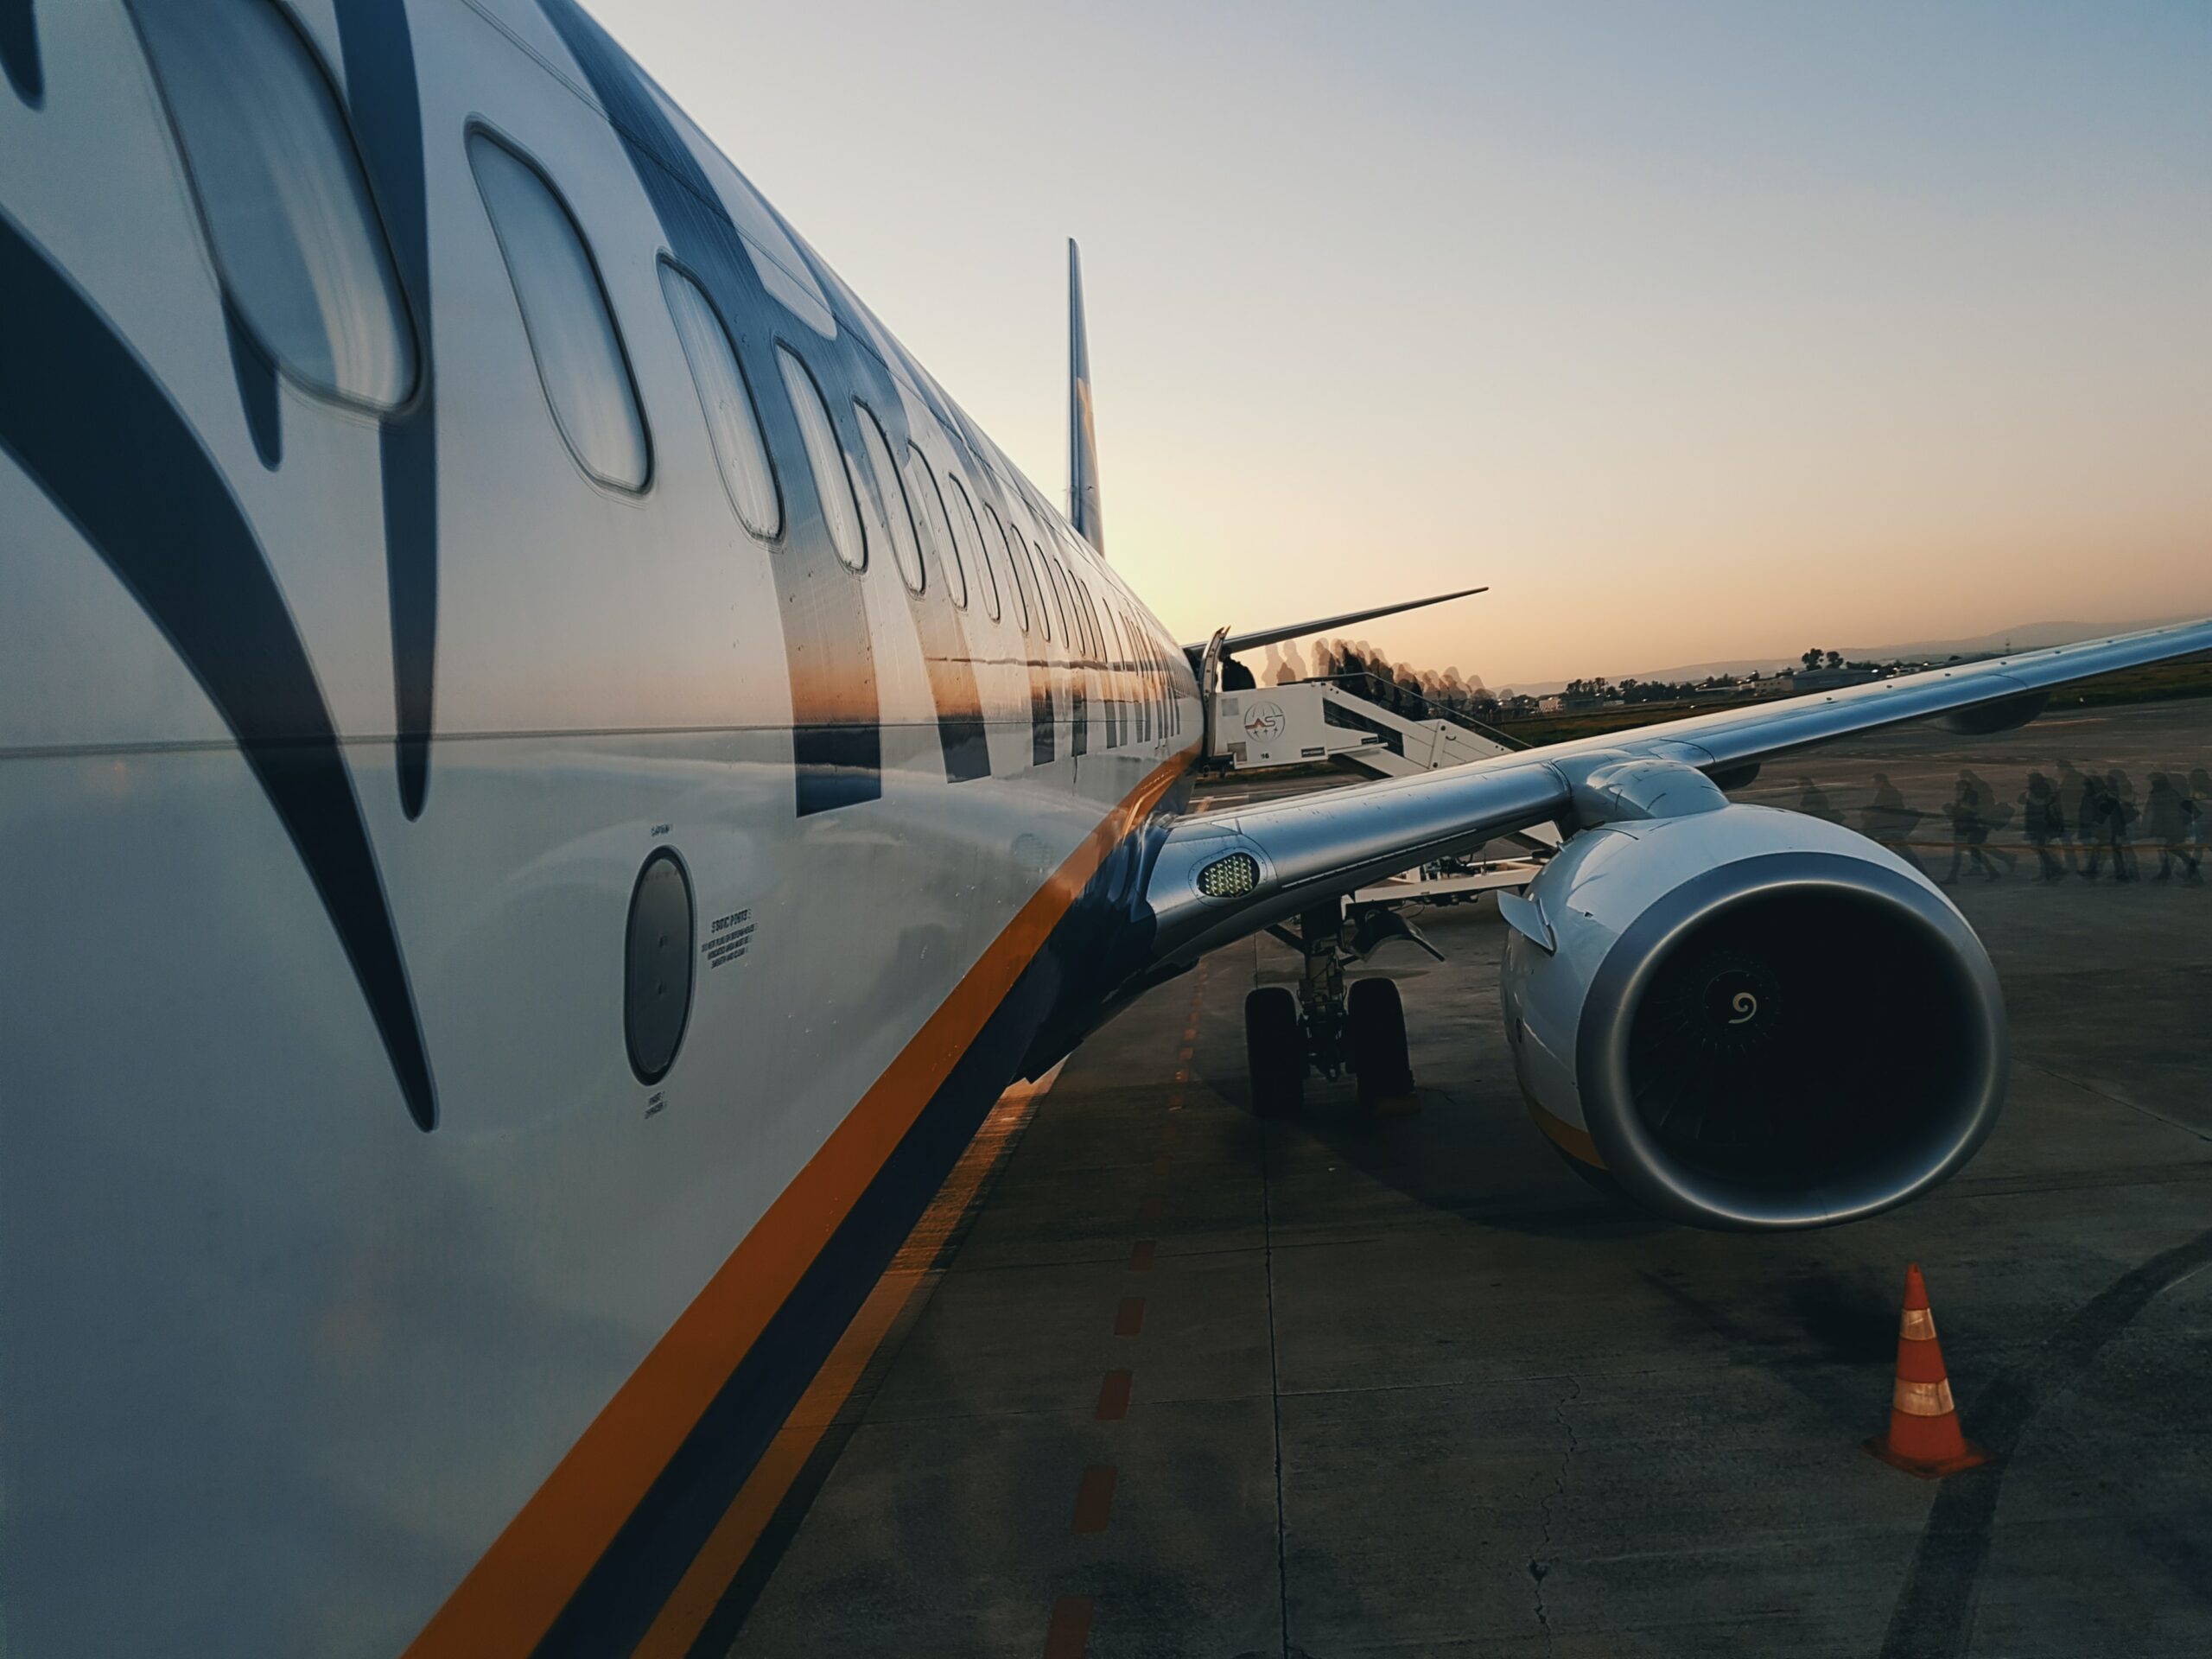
[1862,772,1927,874]
[2145,772,2202,883]
[2104,768,2139,882]
[1963,768,2014,872]
[2075,766,2111,880]
[2052,760,2086,873]
[1942,772,2010,883]
[1796,777,1843,824]
[2019,771,2067,882]
[2193,769,2212,867]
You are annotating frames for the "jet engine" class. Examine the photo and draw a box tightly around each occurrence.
[1499,759,2006,1230]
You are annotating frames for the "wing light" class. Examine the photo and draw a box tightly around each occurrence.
[1196,851,1261,899]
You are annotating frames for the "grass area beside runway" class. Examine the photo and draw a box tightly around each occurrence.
[1500,652,2212,748]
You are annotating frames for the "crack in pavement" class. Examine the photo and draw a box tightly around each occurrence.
[1528,1375,1582,1658]
[2018,1058,2212,1145]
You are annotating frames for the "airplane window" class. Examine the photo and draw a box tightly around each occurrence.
[1068,566,1099,658]
[1033,543,1067,645]
[469,131,650,491]
[904,448,967,607]
[944,474,996,620]
[851,403,925,592]
[1080,578,1103,661]
[658,262,780,538]
[983,505,1027,632]
[776,347,864,569]
[1028,539,1054,641]
[1046,554,1074,652]
[130,0,417,409]
[1134,612,1157,738]
[1102,603,1126,737]
[1059,561,1086,657]
[1058,564,1082,654]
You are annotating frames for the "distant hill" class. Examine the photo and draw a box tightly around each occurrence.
[1509,615,2198,696]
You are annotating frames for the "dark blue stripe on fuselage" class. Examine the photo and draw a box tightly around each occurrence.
[221,297,282,470]
[334,0,440,823]
[0,212,437,1132]
[1,0,41,106]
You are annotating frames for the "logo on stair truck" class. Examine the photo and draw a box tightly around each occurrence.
[1243,701,1287,740]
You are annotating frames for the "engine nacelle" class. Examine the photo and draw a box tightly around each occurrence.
[1501,795,2006,1230]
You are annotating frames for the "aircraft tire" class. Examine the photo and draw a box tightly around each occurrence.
[1244,986,1304,1118]
[1347,976,1414,1103]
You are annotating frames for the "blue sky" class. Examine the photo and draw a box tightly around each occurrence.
[585,1,2209,685]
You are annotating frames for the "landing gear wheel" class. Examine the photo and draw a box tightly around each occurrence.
[1347,976,1413,1103]
[1244,986,1305,1118]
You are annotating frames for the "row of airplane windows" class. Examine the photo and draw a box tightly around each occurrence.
[130,0,1182,742]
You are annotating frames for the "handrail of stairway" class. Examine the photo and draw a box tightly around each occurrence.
[1304,672,1530,752]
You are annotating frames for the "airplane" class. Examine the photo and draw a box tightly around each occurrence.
[1,2,2205,1655]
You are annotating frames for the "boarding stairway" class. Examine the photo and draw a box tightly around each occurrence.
[1307,671,1529,776]
[1211,676,1522,775]
[1206,671,1558,899]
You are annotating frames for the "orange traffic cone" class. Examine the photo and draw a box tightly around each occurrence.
[1862,1263,1988,1478]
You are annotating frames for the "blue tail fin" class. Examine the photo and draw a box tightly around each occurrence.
[1067,238,1103,556]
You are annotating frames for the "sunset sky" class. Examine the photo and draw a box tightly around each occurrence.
[585,1,2209,689]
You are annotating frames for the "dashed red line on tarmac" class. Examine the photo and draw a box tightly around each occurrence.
[1047,979,1211,1656]
[1044,1594,1093,1658]
[1071,1465,1117,1534]
[1095,1370,1132,1421]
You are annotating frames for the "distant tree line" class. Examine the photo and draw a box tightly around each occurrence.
[1254,638,1925,723]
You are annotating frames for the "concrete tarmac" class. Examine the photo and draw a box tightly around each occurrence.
[725,700,2212,1658]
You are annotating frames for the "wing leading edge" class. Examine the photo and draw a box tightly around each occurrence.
[1142,616,2212,969]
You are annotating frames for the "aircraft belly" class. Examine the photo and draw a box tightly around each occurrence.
[0,727,1164,1656]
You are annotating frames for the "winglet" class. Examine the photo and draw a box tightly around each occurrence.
[1068,238,1103,556]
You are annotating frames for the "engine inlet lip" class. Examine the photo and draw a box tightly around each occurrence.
[1575,850,2007,1230]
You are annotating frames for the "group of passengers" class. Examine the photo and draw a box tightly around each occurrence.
[1795,764,2208,885]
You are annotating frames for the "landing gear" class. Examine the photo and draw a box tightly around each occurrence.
[1240,900,1419,1115]
[1346,976,1413,1103]
[1244,986,1304,1117]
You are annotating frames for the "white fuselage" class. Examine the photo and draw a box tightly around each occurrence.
[0,3,1198,1654]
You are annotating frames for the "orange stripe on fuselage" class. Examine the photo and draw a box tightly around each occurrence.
[403,748,1195,1659]
[630,1068,1055,1658]
[1527,1096,1605,1167]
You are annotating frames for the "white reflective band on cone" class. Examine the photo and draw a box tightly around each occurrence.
[1893,1377,1955,1417]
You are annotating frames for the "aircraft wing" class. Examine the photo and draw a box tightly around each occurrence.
[1194,586,1490,658]
[1143,616,2212,966]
